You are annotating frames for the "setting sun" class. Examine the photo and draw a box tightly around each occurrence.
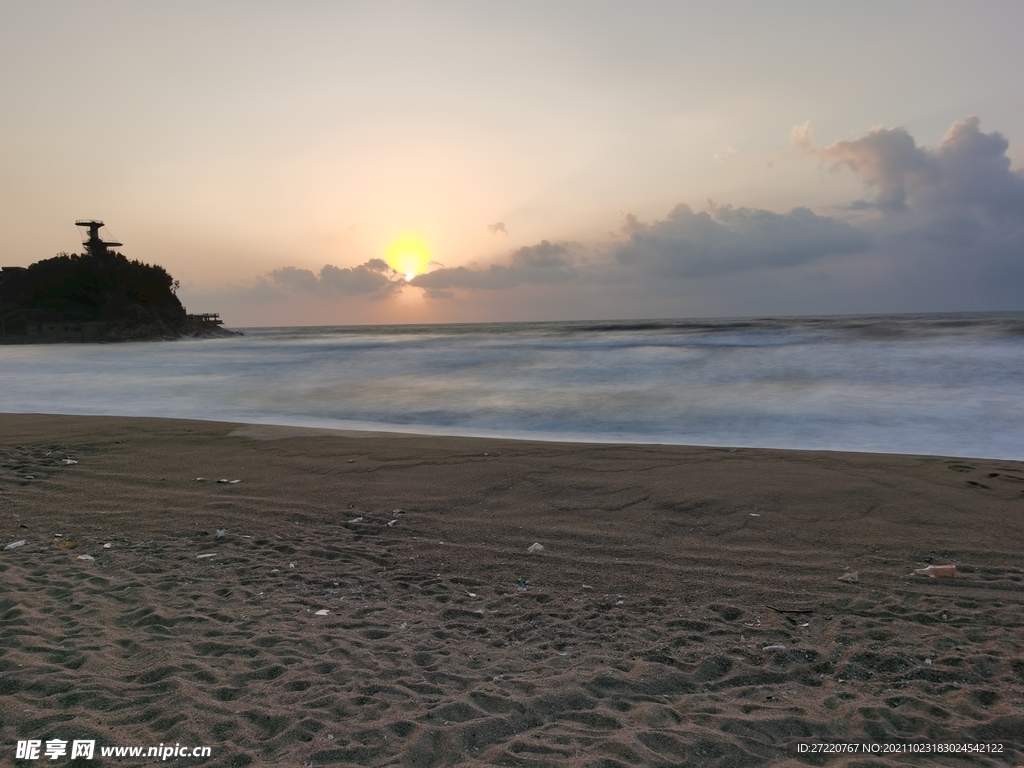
[385,235,432,281]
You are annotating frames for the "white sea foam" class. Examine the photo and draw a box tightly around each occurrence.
[2,313,1023,459]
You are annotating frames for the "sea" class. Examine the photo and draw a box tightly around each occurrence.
[2,313,1023,460]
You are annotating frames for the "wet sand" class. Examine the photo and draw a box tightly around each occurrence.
[1,414,1023,767]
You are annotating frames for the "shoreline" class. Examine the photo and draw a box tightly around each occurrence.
[2,413,1022,765]
[3,411,1022,463]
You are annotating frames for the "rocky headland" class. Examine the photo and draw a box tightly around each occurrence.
[0,237,238,343]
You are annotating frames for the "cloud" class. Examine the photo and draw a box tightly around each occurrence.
[801,117,1024,223]
[406,118,1022,308]
[410,202,870,298]
[789,121,814,150]
[713,146,742,165]
[614,203,870,278]
[268,258,402,298]
[812,124,931,212]
[412,240,587,295]
[219,116,1023,321]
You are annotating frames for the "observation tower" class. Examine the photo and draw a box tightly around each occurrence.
[75,220,122,256]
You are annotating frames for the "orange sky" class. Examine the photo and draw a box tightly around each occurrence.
[2,2,1023,326]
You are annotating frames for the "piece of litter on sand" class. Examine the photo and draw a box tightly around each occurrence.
[4,540,27,551]
[749,513,761,517]
[215,529,225,539]
[197,553,217,559]
[387,519,398,527]
[194,477,206,482]
[912,564,957,578]
[77,554,95,561]
[762,644,787,652]
[103,543,112,549]
[62,459,78,465]
[467,592,477,597]
[56,540,78,549]
[393,509,403,515]
[289,562,296,569]
[348,516,363,523]
[837,571,859,583]
[314,609,330,615]
[270,568,280,575]
[216,479,242,484]
[24,475,34,480]
[527,542,544,553]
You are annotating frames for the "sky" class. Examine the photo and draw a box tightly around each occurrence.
[2,1,1022,326]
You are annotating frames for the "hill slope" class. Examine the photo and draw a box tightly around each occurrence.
[0,251,229,342]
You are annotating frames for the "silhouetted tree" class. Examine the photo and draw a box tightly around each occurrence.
[0,250,186,333]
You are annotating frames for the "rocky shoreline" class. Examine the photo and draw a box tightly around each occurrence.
[0,317,242,344]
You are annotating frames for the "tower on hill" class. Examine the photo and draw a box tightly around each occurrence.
[75,220,122,257]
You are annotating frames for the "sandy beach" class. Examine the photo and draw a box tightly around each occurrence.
[1,413,1023,767]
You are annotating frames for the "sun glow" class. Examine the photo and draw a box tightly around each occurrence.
[385,235,432,281]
